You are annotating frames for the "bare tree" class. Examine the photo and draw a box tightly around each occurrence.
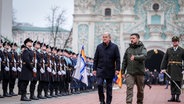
[47,6,66,47]
[63,28,72,49]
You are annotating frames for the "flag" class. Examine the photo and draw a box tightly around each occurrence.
[116,70,122,88]
[73,46,88,86]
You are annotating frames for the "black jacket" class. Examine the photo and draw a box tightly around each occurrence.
[93,41,120,78]
[20,47,33,81]
[122,41,147,75]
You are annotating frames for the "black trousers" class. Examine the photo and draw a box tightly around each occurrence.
[170,81,182,95]
[97,77,113,104]
[50,81,59,95]
[2,79,9,93]
[9,76,16,92]
[37,81,48,95]
[20,80,29,95]
[30,80,37,94]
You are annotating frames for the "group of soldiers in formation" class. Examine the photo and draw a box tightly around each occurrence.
[0,38,95,101]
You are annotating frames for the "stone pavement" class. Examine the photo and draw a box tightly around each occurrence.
[0,84,183,104]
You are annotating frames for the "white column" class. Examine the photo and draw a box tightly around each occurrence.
[0,0,12,41]
[88,22,95,57]
[72,22,79,53]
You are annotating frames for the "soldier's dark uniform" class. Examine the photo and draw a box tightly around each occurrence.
[55,53,61,96]
[8,43,18,96]
[0,39,4,98]
[2,42,12,97]
[29,41,40,100]
[37,43,51,98]
[49,52,57,97]
[19,38,33,101]
[17,45,26,95]
[59,55,68,96]
[161,36,184,102]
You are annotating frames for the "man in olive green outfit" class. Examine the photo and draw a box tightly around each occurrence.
[122,33,147,104]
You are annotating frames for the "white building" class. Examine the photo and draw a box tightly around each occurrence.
[0,0,12,41]
[72,0,184,71]
[12,26,71,49]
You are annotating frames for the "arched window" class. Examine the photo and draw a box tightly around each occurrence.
[105,8,111,16]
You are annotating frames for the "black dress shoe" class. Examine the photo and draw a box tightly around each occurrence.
[3,93,12,97]
[21,96,31,101]
[0,95,4,98]
[30,95,39,100]
[10,92,18,96]
[45,94,52,98]
[38,95,47,99]
[50,94,57,97]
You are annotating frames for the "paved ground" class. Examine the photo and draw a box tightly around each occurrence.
[0,84,183,104]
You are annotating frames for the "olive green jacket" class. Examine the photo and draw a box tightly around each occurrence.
[122,41,147,75]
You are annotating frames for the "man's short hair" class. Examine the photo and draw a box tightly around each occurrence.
[130,33,140,39]
[103,32,111,37]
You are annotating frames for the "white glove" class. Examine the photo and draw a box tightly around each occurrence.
[5,66,10,71]
[43,60,45,64]
[47,67,52,72]
[17,67,22,72]
[35,59,37,63]
[33,67,37,73]
[52,70,56,75]
[182,71,184,74]
[12,67,17,72]
[0,58,2,62]
[61,70,66,75]
[40,68,45,74]
[58,71,62,75]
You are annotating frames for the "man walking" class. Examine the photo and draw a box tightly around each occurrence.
[93,32,120,104]
[161,36,184,102]
[122,33,147,104]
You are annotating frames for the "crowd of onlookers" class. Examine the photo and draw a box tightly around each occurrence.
[144,69,170,88]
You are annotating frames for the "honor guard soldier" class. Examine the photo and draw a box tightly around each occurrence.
[9,43,18,96]
[55,49,62,96]
[19,38,34,101]
[59,49,68,96]
[45,45,52,98]
[37,43,50,99]
[161,36,184,102]
[17,45,26,95]
[29,41,40,100]
[49,47,58,97]
[62,49,72,95]
[2,41,12,97]
[0,39,4,98]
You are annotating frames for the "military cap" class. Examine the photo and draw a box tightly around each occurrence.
[33,40,41,46]
[11,43,18,47]
[63,49,69,53]
[172,36,179,42]
[57,49,61,52]
[21,44,26,49]
[3,41,11,47]
[46,45,51,49]
[0,39,3,44]
[24,38,33,45]
[40,43,46,47]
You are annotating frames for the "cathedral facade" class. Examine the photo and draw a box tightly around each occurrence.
[72,0,184,57]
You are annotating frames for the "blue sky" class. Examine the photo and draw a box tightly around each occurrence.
[13,0,74,30]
